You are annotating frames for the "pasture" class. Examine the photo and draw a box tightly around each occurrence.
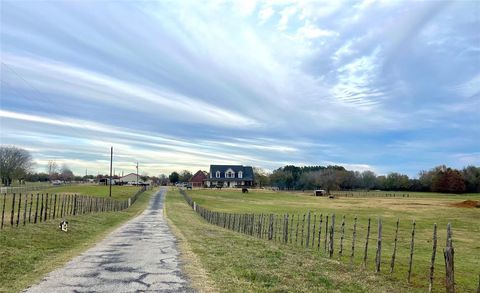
[40,185,141,200]
[185,189,480,292]
[1,185,142,224]
[166,189,417,292]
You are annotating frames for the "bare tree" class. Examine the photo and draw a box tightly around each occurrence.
[47,160,59,180]
[253,167,270,187]
[158,174,169,185]
[0,145,34,186]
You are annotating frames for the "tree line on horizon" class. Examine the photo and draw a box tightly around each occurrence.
[0,145,156,186]
[258,165,479,194]
[164,164,479,194]
[2,145,479,193]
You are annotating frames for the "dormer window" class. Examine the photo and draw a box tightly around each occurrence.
[225,168,235,178]
[216,171,220,178]
[238,171,243,178]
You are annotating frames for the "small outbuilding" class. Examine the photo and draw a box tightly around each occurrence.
[314,189,327,196]
[190,170,208,188]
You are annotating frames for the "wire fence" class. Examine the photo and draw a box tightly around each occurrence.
[0,183,68,194]
[180,189,479,293]
[0,186,148,230]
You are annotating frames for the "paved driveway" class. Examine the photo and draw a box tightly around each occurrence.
[24,188,194,293]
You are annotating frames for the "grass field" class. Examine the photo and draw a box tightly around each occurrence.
[166,189,423,292]
[40,185,141,200]
[0,187,157,293]
[183,188,480,292]
[0,185,142,226]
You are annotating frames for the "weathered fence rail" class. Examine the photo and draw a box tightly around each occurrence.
[0,186,147,230]
[0,183,71,194]
[331,191,411,198]
[180,189,478,292]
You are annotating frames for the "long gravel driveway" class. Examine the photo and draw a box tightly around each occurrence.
[24,187,194,293]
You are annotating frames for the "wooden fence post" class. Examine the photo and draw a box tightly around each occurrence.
[73,194,77,215]
[48,193,53,219]
[273,215,277,241]
[363,218,371,267]
[1,194,5,229]
[375,218,382,272]
[339,215,345,256]
[290,214,294,244]
[16,193,22,227]
[278,215,282,241]
[285,214,289,243]
[233,214,237,233]
[329,214,335,258]
[34,194,39,223]
[429,223,437,293]
[40,194,44,222]
[10,193,16,226]
[60,195,65,218]
[408,220,416,283]
[306,211,311,248]
[295,214,300,244]
[318,214,323,251]
[351,216,357,263]
[444,223,454,293]
[70,195,74,214]
[390,218,399,273]
[312,214,316,249]
[23,194,27,225]
[301,214,305,247]
[28,194,33,223]
[324,215,329,253]
[53,194,57,219]
[44,194,48,221]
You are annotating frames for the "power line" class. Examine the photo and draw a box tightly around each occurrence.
[1,62,63,111]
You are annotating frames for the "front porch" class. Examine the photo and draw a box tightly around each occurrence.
[204,179,253,188]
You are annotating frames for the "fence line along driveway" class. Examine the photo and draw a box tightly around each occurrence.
[23,187,194,293]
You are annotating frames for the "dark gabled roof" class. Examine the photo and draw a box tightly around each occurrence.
[209,165,254,180]
[190,170,208,182]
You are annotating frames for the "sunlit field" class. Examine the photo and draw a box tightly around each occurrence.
[185,188,480,292]
[1,185,142,228]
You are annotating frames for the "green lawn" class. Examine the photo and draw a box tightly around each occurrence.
[1,185,142,228]
[166,189,421,293]
[0,187,157,293]
[41,184,141,200]
[183,188,480,292]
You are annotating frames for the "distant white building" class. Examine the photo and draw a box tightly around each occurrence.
[119,173,140,185]
[118,173,148,185]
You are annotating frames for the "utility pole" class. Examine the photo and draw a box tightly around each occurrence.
[136,162,139,186]
[109,147,113,197]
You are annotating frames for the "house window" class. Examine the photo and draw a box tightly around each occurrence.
[216,171,220,178]
[225,171,235,178]
[238,171,243,178]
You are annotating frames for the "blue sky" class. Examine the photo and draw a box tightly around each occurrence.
[0,0,479,177]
